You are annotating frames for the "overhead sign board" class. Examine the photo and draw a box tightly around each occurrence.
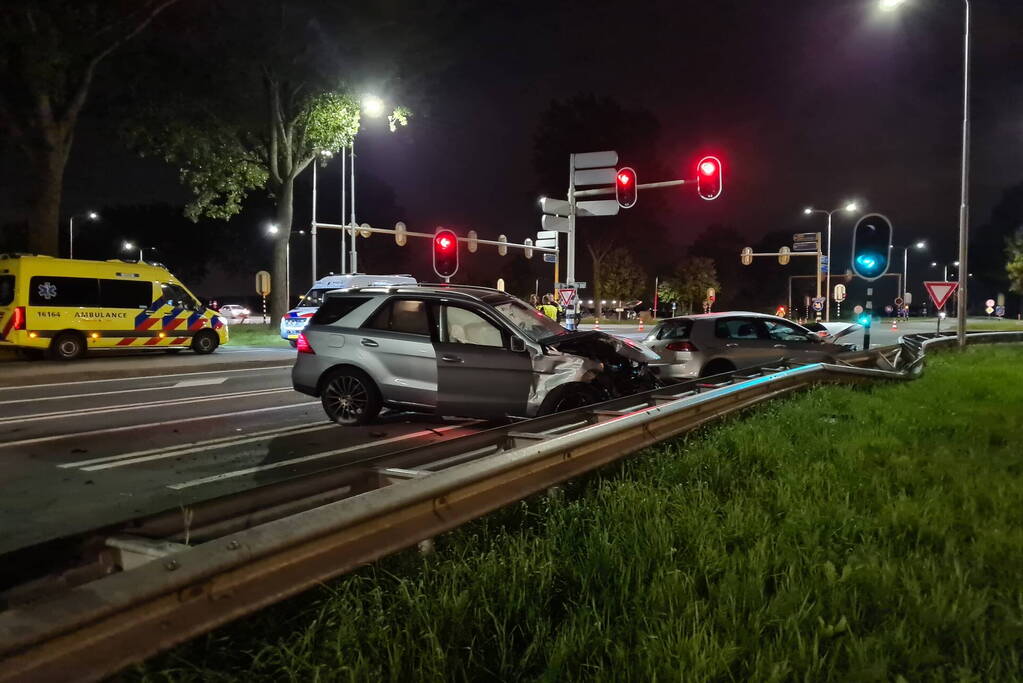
[792,242,817,252]
[540,197,571,215]
[792,233,819,243]
[576,200,620,217]
[574,167,617,186]
[537,230,559,240]
[541,214,570,232]
[544,253,557,263]
[573,150,618,169]
[923,281,959,310]
[535,238,557,249]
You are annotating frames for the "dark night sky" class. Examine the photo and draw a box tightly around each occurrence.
[2,0,1021,296]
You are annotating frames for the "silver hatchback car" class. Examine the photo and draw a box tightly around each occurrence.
[292,285,660,425]
[643,312,854,380]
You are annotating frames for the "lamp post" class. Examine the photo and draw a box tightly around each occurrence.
[802,201,859,321]
[121,241,155,263]
[346,94,394,274]
[69,211,99,259]
[880,0,971,346]
[894,240,928,301]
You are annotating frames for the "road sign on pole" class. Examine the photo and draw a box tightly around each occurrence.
[812,297,825,312]
[255,270,271,296]
[557,288,576,308]
[540,197,572,215]
[574,167,617,186]
[535,230,558,250]
[741,247,753,266]
[541,214,570,232]
[778,246,791,265]
[833,283,846,302]
[573,150,619,169]
[924,281,959,310]
[576,200,621,217]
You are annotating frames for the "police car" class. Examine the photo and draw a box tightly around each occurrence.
[281,274,416,345]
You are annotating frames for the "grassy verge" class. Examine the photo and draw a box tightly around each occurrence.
[224,324,292,348]
[966,319,1023,332]
[131,346,1023,682]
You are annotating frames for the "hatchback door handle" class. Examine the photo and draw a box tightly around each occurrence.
[440,354,463,363]
[361,338,379,347]
[725,343,739,348]
[773,344,786,348]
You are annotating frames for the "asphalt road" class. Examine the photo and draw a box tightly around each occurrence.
[0,358,481,555]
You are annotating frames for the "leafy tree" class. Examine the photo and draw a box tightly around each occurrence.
[600,247,646,304]
[658,256,720,315]
[1006,228,1023,296]
[689,224,746,309]
[124,3,409,320]
[0,0,179,255]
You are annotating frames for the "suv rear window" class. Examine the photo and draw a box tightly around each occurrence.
[0,275,13,306]
[311,297,370,325]
[364,299,430,336]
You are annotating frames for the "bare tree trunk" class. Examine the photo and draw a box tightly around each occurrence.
[25,124,72,256]
[591,254,603,319]
[270,178,294,322]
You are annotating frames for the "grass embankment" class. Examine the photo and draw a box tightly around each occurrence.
[224,324,291,348]
[967,319,1023,332]
[133,346,1023,682]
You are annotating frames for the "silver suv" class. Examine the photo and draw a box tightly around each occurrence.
[292,285,660,425]
[643,312,854,380]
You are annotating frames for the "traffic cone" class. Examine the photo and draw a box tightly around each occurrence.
[638,318,644,332]
[891,319,898,331]
[594,318,600,330]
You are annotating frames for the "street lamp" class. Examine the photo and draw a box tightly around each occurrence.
[69,211,99,259]
[121,241,155,262]
[802,201,860,321]
[894,240,928,301]
[880,0,972,346]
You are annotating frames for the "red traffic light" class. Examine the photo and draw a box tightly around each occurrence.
[615,166,637,209]
[696,155,722,201]
[433,228,459,280]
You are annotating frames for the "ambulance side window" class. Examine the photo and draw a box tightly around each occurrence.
[161,283,199,311]
[100,279,153,309]
[29,276,99,307]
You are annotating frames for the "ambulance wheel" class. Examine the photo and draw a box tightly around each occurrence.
[191,330,219,354]
[49,332,86,361]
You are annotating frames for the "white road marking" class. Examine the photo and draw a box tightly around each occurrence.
[75,423,338,471]
[0,402,320,449]
[0,364,291,392]
[172,377,230,388]
[167,425,464,490]
[0,376,279,407]
[0,388,292,426]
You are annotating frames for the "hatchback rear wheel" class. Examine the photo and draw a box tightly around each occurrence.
[321,369,382,426]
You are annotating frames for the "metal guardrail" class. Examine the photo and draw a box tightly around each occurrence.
[1,332,1019,682]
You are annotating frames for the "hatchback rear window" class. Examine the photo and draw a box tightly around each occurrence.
[311,297,370,325]
[715,318,763,340]
[656,320,692,340]
[0,275,13,306]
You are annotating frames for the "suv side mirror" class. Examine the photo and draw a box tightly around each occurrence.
[509,336,527,353]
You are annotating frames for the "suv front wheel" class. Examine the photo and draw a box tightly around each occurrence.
[321,368,382,426]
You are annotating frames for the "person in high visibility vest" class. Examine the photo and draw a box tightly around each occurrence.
[539,294,558,320]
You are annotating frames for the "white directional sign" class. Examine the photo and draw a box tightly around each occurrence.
[540,197,571,215]
[573,167,617,186]
[541,214,570,232]
[576,200,620,217]
[535,233,557,249]
[573,150,619,169]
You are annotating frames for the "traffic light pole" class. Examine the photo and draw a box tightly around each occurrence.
[566,154,578,330]
[311,162,319,286]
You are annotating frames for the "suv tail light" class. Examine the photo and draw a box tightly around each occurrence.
[666,341,698,352]
[12,306,26,331]
[295,332,314,354]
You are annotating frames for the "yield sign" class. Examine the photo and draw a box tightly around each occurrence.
[556,288,576,308]
[924,281,959,309]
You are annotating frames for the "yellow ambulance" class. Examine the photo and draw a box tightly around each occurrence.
[0,254,228,360]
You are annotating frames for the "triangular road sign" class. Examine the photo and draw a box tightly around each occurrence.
[924,281,959,309]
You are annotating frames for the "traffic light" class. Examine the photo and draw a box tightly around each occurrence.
[851,213,893,281]
[615,167,637,208]
[433,229,459,280]
[696,155,722,200]
[857,312,872,328]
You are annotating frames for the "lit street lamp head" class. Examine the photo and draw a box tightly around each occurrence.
[914,240,927,249]
[361,94,385,118]
[879,0,906,10]
[122,241,134,251]
[803,207,813,215]
[844,202,859,212]
[267,224,280,236]
[87,211,99,220]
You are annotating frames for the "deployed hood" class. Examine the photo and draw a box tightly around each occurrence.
[544,330,659,363]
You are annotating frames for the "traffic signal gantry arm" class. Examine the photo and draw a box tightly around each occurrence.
[311,221,557,256]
